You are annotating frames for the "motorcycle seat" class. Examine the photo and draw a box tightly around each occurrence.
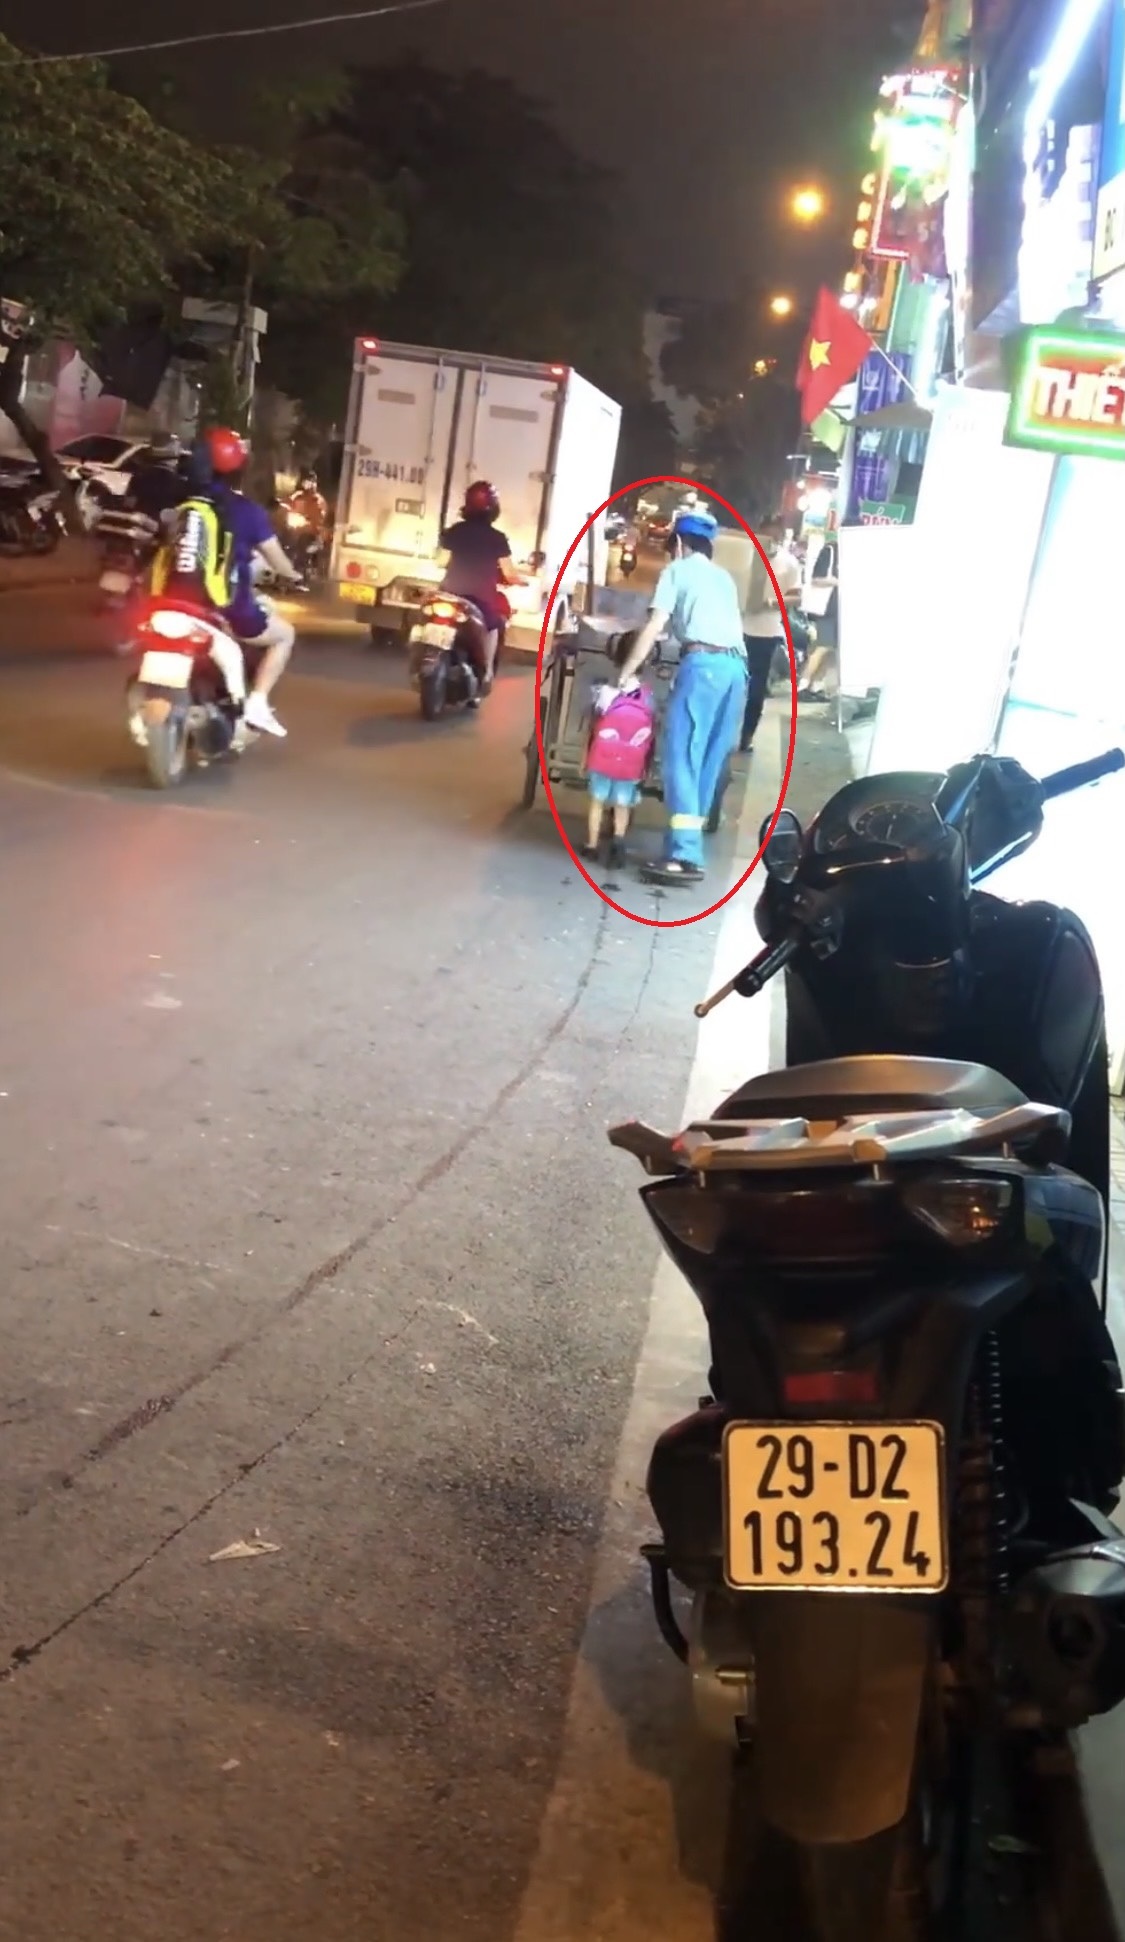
[717,1054,1030,1123]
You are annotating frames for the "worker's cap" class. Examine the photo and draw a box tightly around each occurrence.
[673,510,718,542]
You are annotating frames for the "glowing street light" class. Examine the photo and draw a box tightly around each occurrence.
[769,294,794,319]
[791,185,826,224]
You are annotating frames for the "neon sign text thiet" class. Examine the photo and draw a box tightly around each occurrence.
[1005,325,1125,459]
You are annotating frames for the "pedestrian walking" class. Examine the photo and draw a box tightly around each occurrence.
[614,509,746,886]
[580,676,656,869]
[739,516,803,753]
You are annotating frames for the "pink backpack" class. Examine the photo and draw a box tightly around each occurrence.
[585,688,656,785]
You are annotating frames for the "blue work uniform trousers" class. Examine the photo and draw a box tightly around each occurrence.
[662,648,747,867]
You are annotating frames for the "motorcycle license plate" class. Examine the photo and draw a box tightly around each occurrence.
[100,571,132,594]
[723,1421,947,1593]
[338,579,375,605]
[420,622,455,646]
[138,649,193,689]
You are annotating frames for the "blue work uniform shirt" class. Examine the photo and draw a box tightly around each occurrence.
[652,552,745,651]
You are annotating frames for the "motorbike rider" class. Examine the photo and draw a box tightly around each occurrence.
[437,481,527,696]
[614,507,747,885]
[200,427,303,738]
[286,468,329,534]
[148,429,303,738]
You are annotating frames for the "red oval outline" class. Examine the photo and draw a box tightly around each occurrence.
[533,475,798,929]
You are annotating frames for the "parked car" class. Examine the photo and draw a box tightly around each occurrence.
[0,434,162,504]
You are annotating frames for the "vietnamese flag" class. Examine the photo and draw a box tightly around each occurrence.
[796,288,876,426]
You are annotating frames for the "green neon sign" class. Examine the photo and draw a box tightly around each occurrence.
[1005,325,1125,460]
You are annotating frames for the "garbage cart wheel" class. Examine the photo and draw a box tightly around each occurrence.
[522,697,547,808]
[706,756,732,835]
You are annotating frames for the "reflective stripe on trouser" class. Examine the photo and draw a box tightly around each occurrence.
[661,650,747,866]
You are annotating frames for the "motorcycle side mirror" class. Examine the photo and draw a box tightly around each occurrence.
[760,808,802,883]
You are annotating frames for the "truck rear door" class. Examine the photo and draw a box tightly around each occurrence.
[343,351,457,559]
[446,366,561,567]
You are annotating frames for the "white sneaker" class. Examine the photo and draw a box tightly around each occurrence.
[244,692,287,739]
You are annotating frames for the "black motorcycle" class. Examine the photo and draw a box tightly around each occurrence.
[0,470,64,554]
[619,541,638,579]
[612,748,1125,1938]
[407,592,487,720]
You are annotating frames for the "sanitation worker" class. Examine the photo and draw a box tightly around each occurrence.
[613,508,747,886]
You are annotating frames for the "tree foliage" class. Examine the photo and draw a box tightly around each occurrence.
[615,399,678,492]
[0,36,245,338]
[660,300,755,409]
[691,377,799,524]
[331,61,650,406]
[0,41,658,480]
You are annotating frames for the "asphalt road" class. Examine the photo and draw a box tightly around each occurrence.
[0,582,785,1942]
[5,583,1121,1942]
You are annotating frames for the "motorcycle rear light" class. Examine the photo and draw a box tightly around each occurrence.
[149,609,198,641]
[902,1175,1014,1247]
[646,1178,907,1265]
[783,1369,878,1406]
[428,600,459,622]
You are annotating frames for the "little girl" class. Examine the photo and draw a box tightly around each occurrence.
[581,675,656,868]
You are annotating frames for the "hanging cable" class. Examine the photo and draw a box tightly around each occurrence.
[2,0,445,67]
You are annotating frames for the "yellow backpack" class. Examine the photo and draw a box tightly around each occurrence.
[149,497,234,610]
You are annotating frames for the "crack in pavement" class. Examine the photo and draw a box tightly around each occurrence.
[3,1299,430,1683]
[10,899,611,1527]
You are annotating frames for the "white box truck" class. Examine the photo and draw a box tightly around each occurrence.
[329,338,622,651]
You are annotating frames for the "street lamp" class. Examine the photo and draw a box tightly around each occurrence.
[769,294,794,319]
[791,186,826,224]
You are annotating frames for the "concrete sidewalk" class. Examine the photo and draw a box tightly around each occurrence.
[0,538,97,595]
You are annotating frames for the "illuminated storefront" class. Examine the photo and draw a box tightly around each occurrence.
[865,0,1125,1091]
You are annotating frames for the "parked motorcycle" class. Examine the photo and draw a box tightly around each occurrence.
[124,601,264,789]
[612,746,1125,1937]
[769,610,815,689]
[408,591,487,720]
[0,473,65,555]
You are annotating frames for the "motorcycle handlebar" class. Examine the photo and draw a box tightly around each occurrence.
[1041,748,1124,801]
[694,932,801,1020]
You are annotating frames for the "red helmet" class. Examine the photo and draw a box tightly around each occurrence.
[205,426,249,476]
[463,479,500,519]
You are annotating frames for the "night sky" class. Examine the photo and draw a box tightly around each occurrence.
[7,0,912,302]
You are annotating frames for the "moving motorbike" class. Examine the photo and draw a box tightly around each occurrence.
[408,591,488,720]
[124,600,265,789]
[278,502,326,581]
[612,747,1125,1937]
[619,540,638,579]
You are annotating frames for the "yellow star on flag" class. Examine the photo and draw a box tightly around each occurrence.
[808,339,831,370]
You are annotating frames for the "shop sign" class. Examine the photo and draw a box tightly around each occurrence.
[860,499,911,524]
[1005,325,1125,460]
[1096,2,1125,281]
[867,73,960,263]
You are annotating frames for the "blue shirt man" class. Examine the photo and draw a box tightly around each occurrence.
[650,548,746,654]
[615,509,747,884]
[210,482,277,639]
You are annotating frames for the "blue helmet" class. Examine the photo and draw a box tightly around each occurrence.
[673,509,718,543]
